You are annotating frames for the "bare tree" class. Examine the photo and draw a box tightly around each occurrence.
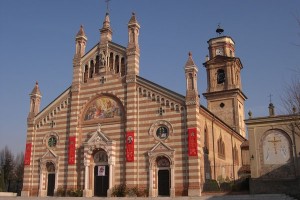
[0,146,15,192]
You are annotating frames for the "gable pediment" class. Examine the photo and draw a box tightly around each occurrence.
[86,127,112,146]
[41,149,58,160]
[148,142,174,155]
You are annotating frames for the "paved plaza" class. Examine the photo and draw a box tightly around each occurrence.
[0,194,297,200]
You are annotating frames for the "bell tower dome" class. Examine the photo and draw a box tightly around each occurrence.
[203,27,247,137]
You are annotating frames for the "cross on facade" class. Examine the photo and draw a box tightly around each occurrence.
[97,123,102,132]
[268,136,281,154]
[49,120,56,128]
[100,76,106,84]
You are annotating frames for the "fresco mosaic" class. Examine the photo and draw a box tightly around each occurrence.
[84,97,121,121]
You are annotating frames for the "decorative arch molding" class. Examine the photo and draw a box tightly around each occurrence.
[38,150,59,197]
[82,125,115,197]
[79,93,125,125]
[149,120,174,141]
[147,142,175,197]
[259,128,295,179]
[43,132,60,146]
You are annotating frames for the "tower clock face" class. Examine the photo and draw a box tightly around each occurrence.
[216,48,224,56]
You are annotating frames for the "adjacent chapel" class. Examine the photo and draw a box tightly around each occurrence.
[22,12,247,197]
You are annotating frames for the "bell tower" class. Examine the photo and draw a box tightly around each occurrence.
[203,27,247,137]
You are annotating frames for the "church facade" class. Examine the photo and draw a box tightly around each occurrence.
[22,12,247,197]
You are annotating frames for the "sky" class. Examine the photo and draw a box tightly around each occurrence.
[0,0,299,155]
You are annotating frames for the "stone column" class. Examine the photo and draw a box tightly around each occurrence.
[83,158,91,197]
[38,165,43,196]
[149,163,153,197]
[170,165,175,197]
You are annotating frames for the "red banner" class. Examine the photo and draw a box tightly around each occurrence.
[188,128,198,156]
[68,136,76,164]
[126,131,134,162]
[24,143,32,165]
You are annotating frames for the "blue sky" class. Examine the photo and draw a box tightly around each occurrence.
[0,0,299,154]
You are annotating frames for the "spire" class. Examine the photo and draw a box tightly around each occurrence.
[100,12,113,43]
[126,12,140,76]
[76,25,86,38]
[185,52,197,68]
[185,52,199,104]
[102,12,111,29]
[28,81,42,120]
[30,81,41,96]
[128,12,139,26]
[74,25,87,58]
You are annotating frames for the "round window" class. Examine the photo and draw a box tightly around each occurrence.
[156,126,169,140]
[48,136,57,147]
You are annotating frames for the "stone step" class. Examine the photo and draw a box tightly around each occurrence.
[0,194,296,200]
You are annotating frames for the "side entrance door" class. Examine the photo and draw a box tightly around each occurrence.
[47,173,55,196]
[158,169,170,196]
[94,165,109,196]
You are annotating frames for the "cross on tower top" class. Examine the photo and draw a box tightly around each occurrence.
[105,0,111,13]
[268,94,273,104]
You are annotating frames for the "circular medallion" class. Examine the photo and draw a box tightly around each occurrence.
[48,136,57,147]
[156,126,169,140]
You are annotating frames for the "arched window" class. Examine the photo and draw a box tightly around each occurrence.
[115,55,120,73]
[95,55,100,74]
[89,60,94,78]
[233,144,239,165]
[217,135,225,159]
[188,73,194,90]
[204,125,209,154]
[217,69,225,84]
[84,65,88,83]
[109,52,114,71]
[121,57,126,76]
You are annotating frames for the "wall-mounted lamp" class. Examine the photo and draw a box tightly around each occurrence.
[250,154,254,160]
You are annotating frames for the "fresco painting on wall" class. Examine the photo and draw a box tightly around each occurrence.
[84,97,121,121]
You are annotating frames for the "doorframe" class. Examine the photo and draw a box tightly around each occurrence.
[38,150,59,197]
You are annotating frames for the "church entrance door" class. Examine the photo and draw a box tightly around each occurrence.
[158,169,170,196]
[47,173,55,196]
[94,165,109,196]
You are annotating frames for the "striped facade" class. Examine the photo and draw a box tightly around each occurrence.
[22,12,246,197]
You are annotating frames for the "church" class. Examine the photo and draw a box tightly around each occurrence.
[22,11,247,197]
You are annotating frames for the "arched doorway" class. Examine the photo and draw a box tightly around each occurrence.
[156,156,170,196]
[93,149,109,197]
[46,162,55,196]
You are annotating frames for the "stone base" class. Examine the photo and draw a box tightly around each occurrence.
[188,188,201,196]
[107,188,112,197]
[39,189,47,197]
[21,190,30,197]
[0,192,17,197]
[83,189,92,197]
[250,178,300,196]
[170,188,175,197]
